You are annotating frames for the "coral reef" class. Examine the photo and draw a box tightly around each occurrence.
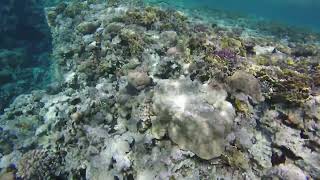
[0,1,319,180]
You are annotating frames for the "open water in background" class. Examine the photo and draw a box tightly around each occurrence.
[146,0,320,32]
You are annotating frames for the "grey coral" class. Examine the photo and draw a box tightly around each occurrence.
[153,78,235,160]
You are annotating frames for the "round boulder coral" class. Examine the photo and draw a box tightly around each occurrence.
[153,78,235,160]
[127,71,152,91]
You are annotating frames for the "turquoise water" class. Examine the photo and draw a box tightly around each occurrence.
[147,0,320,31]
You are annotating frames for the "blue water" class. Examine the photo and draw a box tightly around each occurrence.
[147,0,320,32]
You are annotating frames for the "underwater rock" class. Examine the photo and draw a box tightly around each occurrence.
[70,112,83,123]
[265,164,310,180]
[153,78,235,160]
[45,82,62,95]
[85,132,135,179]
[76,21,101,35]
[273,124,320,178]
[46,10,58,27]
[304,95,320,122]
[0,49,25,68]
[154,57,181,79]
[292,45,318,57]
[105,22,125,35]
[127,71,152,91]
[253,45,275,55]
[166,47,181,56]
[228,70,264,103]
[0,171,15,180]
[160,31,178,47]
[0,70,13,85]
[248,132,272,169]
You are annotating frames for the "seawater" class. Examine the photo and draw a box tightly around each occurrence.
[146,0,320,32]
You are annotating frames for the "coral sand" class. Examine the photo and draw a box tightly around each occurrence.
[0,0,320,179]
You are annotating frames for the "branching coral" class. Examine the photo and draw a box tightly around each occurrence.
[119,29,144,56]
[63,1,88,18]
[78,58,120,82]
[312,65,320,87]
[214,49,237,60]
[119,6,187,32]
[121,7,159,28]
[255,67,312,105]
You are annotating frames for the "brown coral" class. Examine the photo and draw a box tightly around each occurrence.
[228,70,264,103]
[17,149,64,180]
[256,68,312,105]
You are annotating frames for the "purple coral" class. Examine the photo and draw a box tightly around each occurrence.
[214,49,237,60]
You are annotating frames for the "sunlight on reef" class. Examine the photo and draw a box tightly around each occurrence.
[0,0,319,179]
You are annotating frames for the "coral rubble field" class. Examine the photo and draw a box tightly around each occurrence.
[0,1,320,179]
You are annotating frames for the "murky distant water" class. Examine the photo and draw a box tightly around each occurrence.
[147,0,320,31]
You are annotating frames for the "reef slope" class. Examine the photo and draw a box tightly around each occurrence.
[0,1,319,179]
